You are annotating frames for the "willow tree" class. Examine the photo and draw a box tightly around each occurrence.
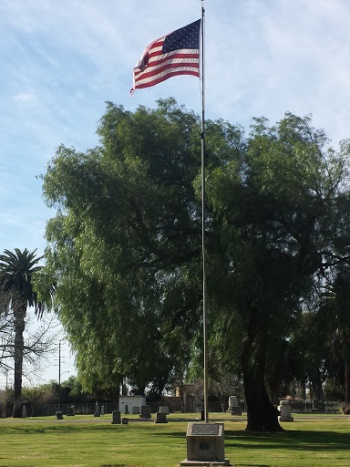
[40,100,350,431]
[0,248,45,417]
[41,99,205,395]
[206,114,350,430]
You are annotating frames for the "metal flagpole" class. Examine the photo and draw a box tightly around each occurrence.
[200,1,208,424]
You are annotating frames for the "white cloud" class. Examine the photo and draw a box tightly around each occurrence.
[1,0,350,386]
[13,92,36,102]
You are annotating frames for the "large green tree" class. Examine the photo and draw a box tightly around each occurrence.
[205,114,350,429]
[0,248,45,417]
[40,100,350,430]
[41,99,204,395]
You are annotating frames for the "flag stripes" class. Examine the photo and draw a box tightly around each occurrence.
[131,20,200,94]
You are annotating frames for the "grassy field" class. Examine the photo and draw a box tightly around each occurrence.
[0,412,349,467]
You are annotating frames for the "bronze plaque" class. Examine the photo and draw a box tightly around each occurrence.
[192,424,219,436]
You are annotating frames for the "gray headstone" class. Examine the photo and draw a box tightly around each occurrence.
[111,410,121,424]
[94,401,100,417]
[155,412,167,423]
[139,405,152,419]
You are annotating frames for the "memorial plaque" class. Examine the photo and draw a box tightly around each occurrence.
[192,424,219,436]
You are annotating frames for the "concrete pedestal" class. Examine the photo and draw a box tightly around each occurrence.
[180,423,230,466]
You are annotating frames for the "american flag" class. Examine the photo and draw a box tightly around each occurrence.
[130,19,201,94]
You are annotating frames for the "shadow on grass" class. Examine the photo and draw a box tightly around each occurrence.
[224,429,350,451]
[5,422,349,455]
[155,427,350,453]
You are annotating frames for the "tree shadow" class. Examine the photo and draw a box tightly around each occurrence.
[225,429,350,451]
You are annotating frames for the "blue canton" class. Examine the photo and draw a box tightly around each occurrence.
[162,20,200,53]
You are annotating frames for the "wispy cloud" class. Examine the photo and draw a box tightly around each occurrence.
[13,93,36,102]
[1,0,350,258]
[1,0,350,385]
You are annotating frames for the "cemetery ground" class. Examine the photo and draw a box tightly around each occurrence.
[0,412,349,467]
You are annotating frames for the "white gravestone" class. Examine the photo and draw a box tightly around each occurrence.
[278,400,294,422]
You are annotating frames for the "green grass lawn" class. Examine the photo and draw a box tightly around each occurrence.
[0,412,349,467]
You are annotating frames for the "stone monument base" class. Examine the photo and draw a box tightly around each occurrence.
[180,460,230,466]
[180,422,230,466]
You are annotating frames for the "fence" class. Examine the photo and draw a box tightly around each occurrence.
[38,402,120,417]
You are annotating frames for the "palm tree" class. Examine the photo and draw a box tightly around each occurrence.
[0,248,44,417]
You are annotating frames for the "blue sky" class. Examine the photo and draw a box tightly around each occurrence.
[2,0,350,385]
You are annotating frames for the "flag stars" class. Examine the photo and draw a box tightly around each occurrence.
[163,20,200,54]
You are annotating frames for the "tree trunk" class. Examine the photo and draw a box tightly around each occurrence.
[12,307,26,418]
[343,336,350,403]
[243,363,282,432]
[241,305,283,432]
[300,380,306,400]
[345,359,350,403]
[315,369,324,402]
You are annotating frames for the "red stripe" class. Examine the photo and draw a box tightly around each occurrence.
[134,62,199,83]
[134,66,200,88]
[147,54,199,68]
[134,56,199,75]
[135,70,200,89]
[147,47,199,61]
[134,50,199,81]
[135,65,200,82]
